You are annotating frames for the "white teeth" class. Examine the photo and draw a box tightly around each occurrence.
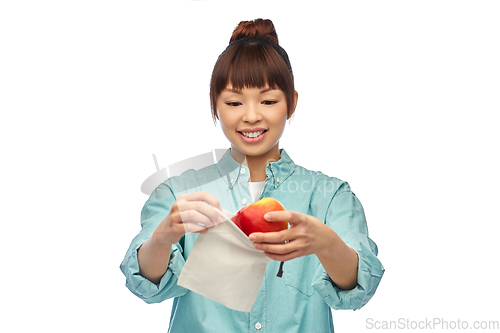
[242,130,264,138]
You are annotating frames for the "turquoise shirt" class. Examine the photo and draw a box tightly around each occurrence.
[120,149,384,333]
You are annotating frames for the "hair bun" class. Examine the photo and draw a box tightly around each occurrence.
[229,18,279,44]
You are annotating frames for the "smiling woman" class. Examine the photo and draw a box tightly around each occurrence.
[120,18,384,333]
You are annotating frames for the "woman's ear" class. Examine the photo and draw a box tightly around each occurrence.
[287,91,299,119]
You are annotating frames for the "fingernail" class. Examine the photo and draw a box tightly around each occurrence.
[264,213,271,220]
[249,234,256,241]
[218,216,224,224]
[254,243,261,250]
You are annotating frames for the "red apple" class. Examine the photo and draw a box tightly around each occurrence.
[231,197,288,236]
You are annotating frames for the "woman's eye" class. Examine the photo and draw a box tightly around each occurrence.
[226,102,241,107]
[262,100,277,105]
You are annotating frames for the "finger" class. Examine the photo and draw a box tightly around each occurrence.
[177,200,223,227]
[182,221,212,234]
[264,250,300,262]
[179,209,217,231]
[249,229,291,244]
[194,227,211,234]
[178,191,222,210]
[255,241,293,255]
[264,210,303,224]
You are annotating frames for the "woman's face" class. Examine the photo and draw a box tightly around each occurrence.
[216,84,295,162]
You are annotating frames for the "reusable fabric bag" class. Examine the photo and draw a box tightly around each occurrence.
[177,209,271,312]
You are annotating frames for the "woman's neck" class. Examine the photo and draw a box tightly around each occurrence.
[230,145,281,182]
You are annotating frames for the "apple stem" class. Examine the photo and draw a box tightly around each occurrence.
[277,261,284,278]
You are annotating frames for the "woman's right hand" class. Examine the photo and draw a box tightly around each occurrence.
[152,191,223,246]
[138,191,222,283]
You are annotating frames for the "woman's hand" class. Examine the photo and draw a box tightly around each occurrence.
[249,210,359,290]
[138,191,222,284]
[153,191,223,246]
[248,211,333,262]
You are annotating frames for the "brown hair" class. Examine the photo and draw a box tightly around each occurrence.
[210,19,295,123]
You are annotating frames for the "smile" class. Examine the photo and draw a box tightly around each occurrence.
[241,130,265,138]
[237,129,268,143]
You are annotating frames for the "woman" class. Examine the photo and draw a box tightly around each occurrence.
[121,18,384,332]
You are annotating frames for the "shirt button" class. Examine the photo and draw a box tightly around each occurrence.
[240,168,246,174]
[276,177,280,183]
[255,322,262,330]
[242,198,247,205]
[230,179,234,184]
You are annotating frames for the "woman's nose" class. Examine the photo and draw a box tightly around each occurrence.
[242,104,262,123]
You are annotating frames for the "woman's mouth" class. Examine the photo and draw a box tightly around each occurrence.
[238,130,267,143]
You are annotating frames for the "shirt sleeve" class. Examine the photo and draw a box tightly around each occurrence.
[119,182,188,304]
[311,183,385,310]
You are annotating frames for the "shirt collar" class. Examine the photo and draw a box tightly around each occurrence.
[216,148,296,189]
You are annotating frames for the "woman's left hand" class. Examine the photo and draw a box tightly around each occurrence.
[248,210,337,262]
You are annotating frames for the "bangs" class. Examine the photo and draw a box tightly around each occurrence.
[210,40,294,122]
[226,44,290,91]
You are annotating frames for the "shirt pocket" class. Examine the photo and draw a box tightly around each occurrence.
[284,257,315,297]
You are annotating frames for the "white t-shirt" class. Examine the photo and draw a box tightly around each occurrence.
[247,181,265,203]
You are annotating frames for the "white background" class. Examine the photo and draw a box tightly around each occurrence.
[1,1,499,332]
